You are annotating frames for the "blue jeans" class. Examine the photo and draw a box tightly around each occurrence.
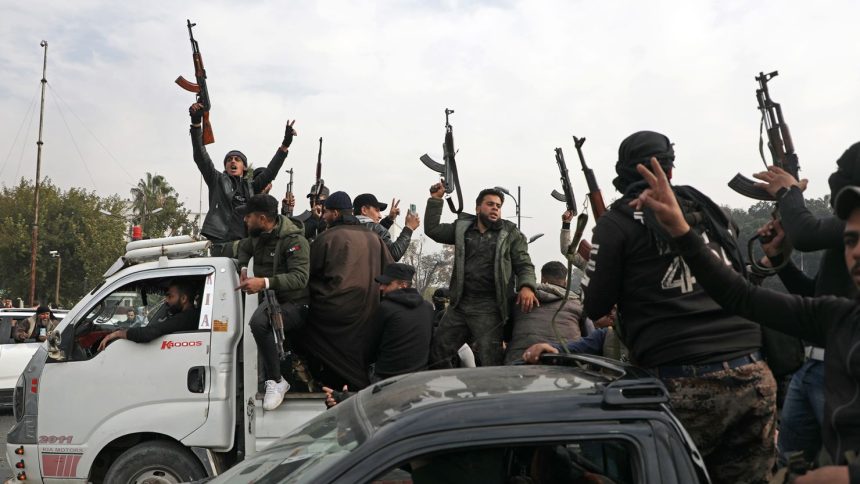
[777,359,825,465]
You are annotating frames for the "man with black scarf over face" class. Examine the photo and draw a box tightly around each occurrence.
[582,131,775,483]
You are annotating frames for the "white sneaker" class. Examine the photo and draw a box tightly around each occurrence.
[263,378,290,411]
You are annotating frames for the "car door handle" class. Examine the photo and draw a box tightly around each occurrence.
[187,366,206,393]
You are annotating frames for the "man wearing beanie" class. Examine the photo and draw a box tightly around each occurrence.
[750,142,860,467]
[14,306,59,342]
[189,103,297,256]
[301,191,393,390]
[582,131,775,483]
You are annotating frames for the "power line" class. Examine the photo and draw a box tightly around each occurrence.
[0,88,40,180]
[48,88,99,190]
[47,83,136,183]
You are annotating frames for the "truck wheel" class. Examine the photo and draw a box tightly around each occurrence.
[103,440,207,484]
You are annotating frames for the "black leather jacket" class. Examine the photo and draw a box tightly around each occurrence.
[191,127,287,242]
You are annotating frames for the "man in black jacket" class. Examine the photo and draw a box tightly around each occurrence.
[633,157,860,484]
[98,280,200,350]
[582,131,775,483]
[366,263,434,382]
[354,193,420,262]
[189,103,297,256]
[752,142,860,466]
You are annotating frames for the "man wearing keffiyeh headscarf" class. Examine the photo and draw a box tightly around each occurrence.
[582,130,776,483]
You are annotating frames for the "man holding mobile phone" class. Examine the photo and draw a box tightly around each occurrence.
[14,306,59,343]
[353,193,420,262]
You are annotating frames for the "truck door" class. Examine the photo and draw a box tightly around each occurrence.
[34,267,214,480]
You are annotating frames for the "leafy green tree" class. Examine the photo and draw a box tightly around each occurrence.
[0,178,127,307]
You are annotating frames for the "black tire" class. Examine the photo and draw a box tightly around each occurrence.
[103,440,207,484]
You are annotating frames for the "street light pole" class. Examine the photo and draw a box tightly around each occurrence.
[49,250,61,307]
[493,186,521,230]
[29,40,49,306]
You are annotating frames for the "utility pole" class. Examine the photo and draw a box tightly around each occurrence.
[50,251,61,306]
[29,40,48,306]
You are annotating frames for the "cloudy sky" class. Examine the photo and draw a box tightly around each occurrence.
[2,0,859,268]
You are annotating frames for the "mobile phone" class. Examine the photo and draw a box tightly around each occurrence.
[409,203,417,214]
[39,328,46,337]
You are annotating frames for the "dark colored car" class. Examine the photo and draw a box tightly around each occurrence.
[206,354,710,483]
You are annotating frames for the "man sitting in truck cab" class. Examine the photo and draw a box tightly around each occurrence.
[14,306,59,342]
[98,279,201,351]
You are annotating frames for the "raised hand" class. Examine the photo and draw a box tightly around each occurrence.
[629,158,690,237]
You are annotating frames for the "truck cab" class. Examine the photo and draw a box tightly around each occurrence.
[6,236,325,483]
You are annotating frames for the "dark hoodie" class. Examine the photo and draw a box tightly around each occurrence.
[366,287,434,379]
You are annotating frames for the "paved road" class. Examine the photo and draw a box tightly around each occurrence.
[0,409,13,480]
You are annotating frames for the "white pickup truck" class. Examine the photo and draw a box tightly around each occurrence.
[5,236,326,483]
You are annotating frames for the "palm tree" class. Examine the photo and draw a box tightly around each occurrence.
[130,173,174,236]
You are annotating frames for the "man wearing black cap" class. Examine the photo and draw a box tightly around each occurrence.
[302,191,393,390]
[283,184,330,241]
[582,132,775,483]
[634,158,860,484]
[354,193,420,262]
[365,263,434,382]
[189,103,296,256]
[14,306,59,342]
[235,194,310,411]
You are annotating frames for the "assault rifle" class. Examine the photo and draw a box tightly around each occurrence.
[310,137,326,206]
[284,168,294,217]
[728,71,800,200]
[175,19,214,145]
[575,136,606,219]
[263,289,286,360]
[729,71,800,274]
[551,148,577,213]
[420,108,463,214]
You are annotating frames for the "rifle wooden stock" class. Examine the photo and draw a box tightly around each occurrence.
[577,239,592,261]
[201,111,214,145]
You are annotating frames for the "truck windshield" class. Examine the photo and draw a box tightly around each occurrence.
[211,398,366,483]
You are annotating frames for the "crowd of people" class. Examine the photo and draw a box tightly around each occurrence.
[183,102,860,483]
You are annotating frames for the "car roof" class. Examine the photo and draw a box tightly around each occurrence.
[356,355,671,434]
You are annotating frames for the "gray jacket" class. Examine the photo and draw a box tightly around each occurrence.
[356,215,413,262]
[504,283,583,364]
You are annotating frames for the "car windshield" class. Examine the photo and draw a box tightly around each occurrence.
[210,398,366,484]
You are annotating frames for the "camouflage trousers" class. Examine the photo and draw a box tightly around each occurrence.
[429,297,504,368]
[660,360,776,484]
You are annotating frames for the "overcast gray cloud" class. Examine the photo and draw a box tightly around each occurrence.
[2,0,859,268]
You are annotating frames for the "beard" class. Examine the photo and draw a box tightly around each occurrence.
[248,226,264,237]
[478,213,502,230]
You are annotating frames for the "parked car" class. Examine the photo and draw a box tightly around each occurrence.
[205,354,711,484]
[0,310,66,408]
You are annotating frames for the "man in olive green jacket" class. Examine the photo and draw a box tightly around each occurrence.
[425,184,538,367]
[236,194,310,410]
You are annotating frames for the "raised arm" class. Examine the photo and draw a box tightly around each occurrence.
[252,121,295,192]
[423,183,456,244]
[189,103,219,187]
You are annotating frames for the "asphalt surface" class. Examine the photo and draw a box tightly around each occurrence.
[1,409,13,480]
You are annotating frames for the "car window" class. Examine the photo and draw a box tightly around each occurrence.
[69,276,205,361]
[370,439,638,484]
